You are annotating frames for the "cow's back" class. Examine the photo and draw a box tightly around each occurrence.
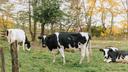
[7,29,25,43]
[15,29,25,42]
[45,32,90,50]
[57,32,88,48]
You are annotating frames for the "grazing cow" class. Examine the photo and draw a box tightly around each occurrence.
[39,32,91,64]
[6,29,31,51]
[100,46,128,63]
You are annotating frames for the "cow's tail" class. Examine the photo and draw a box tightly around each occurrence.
[6,30,9,36]
[86,33,91,47]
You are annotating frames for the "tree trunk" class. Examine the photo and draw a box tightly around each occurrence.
[87,16,92,36]
[29,0,37,41]
[126,0,128,33]
[28,0,33,41]
[83,0,96,36]
[10,41,19,72]
[16,13,20,28]
[101,12,106,33]
[29,0,38,41]
[31,20,37,41]
[2,15,7,30]
[0,48,5,72]
[51,24,54,34]
[41,23,45,36]
[22,23,25,30]
[59,23,62,32]
[110,13,114,36]
[66,22,73,32]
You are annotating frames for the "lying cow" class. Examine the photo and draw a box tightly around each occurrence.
[100,46,128,63]
[39,32,91,64]
[6,29,31,51]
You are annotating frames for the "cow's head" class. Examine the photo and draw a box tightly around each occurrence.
[100,48,110,59]
[25,41,31,51]
[38,35,47,47]
[100,47,119,62]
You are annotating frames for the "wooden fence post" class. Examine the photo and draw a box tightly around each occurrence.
[0,48,5,72]
[10,41,19,72]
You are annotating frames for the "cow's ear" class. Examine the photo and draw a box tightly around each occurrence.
[109,48,113,52]
[99,49,103,52]
[38,36,42,39]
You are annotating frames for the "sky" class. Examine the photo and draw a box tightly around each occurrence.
[8,0,28,13]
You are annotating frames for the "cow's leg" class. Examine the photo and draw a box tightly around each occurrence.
[22,41,25,51]
[104,58,107,62]
[59,47,65,65]
[88,41,92,58]
[86,42,91,63]
[106,58,112,63]
[85,45,90,63]
[52,49,59,63]
[8,37,13,51]
[79,45,86,64]
[17,42,19,51]
[52,50,56,63]
[8,42,12,51]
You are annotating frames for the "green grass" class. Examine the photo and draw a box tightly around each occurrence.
[0,39,128,72]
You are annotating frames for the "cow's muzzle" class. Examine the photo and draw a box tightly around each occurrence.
[42,44,46,48]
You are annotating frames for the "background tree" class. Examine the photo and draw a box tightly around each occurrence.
[0,0,8,4]
[33,0,64,36]
[0,3,14,31]
[28,0,38,41]
[13,11,29,30]
[68,0,83,32]
[82,0,96,35]
[120,0,128,39]
[0,0,127,40]
[107,0,120,36]
[97,0,107,33]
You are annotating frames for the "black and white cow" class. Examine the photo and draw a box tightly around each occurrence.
[6,29,31,51]
[39,32,91,64]
[100,46,128,63]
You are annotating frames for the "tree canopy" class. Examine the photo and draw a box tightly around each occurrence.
[32,0,64,24]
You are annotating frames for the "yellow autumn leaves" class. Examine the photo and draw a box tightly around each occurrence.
[0,16,14,31]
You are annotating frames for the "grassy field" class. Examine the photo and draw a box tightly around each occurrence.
[0,39,128,72]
